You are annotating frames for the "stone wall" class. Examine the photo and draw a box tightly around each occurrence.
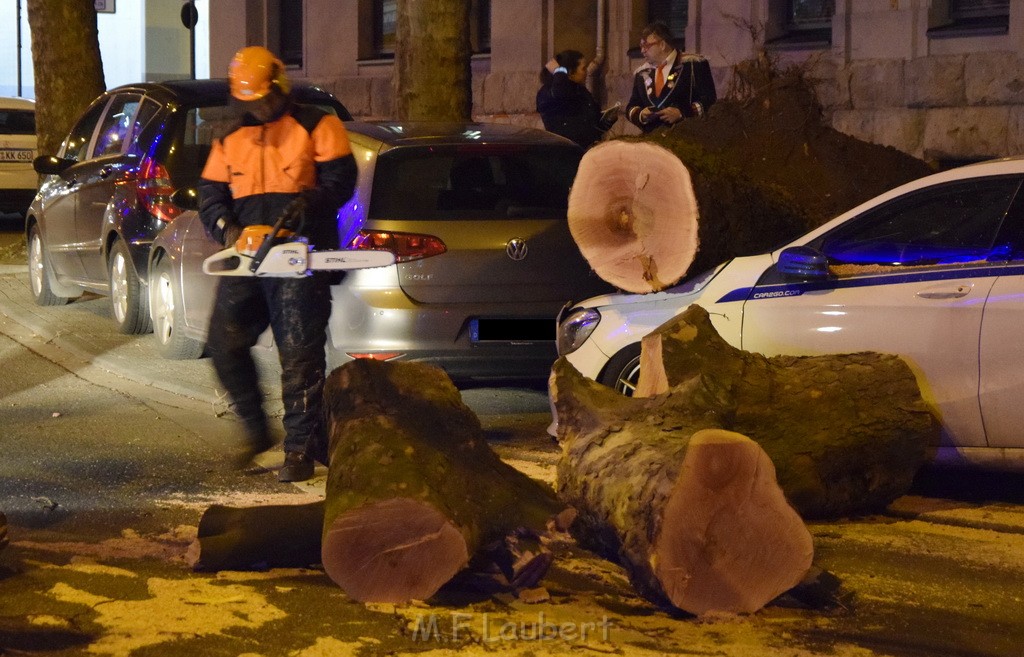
[822,52,1024,162]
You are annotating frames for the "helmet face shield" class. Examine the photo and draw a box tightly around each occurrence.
[229,46,290,101]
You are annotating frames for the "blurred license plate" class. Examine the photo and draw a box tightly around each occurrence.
[470,318,554,342]
[0,149,33,163]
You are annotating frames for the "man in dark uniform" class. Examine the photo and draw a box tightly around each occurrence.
[626,21,717,132]
[199,46,357,482]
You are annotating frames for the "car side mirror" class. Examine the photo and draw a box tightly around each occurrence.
[777,246,830,280]
[171,187,199,211]
[33,155,73,176]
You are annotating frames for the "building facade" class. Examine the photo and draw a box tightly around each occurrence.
[208,0,1024,164]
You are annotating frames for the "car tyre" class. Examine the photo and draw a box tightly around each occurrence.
[27,224,74,306]
[108,239,152,334]
[599,343,642,397]
[148,254,204,359]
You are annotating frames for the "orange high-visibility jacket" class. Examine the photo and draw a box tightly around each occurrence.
[199,103,357,250]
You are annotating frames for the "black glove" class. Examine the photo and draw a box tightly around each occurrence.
[222,221,243,248]
[281,191,315,231]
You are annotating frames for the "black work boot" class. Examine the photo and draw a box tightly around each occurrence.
[278,451,315,482]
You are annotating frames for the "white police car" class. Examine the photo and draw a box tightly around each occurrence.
[557,156,1024,470]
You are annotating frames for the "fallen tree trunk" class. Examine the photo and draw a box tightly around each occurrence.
[550,305,938,613]
[320,359,565,603]
[188,502,324,572]
[567,140,809,294]
[551,362,812,614]
[634,305,939,516]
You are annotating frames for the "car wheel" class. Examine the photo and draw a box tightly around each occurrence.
[27,224,73,306]
[148,255,204,360]
[108,239,152,334]
[599,343,642,397]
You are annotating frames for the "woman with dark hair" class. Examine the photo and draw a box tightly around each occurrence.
[536,49,617,149]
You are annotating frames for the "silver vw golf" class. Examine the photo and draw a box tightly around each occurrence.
[149,122,611,382]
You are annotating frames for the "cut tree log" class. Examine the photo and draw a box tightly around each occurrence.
[632,304,940,517]
[320,359,565,603]
[549,305,938,613]
[568,140,700,293]
[551,363,812,614]
[655,428,812,614]
[188,502,324,572]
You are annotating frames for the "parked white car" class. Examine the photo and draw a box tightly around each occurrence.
[0,96,36,216]
[557,156,1024,470]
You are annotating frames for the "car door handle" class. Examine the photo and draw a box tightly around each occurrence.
[98,165,114,179]
[916,285,972,299]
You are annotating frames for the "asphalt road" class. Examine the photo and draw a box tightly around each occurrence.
[2,224,1024,656]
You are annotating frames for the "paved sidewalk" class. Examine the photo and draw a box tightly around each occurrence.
[0,265,283,417]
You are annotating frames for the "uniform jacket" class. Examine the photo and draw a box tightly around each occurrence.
[199,101,357,251]
[626,52,716,133]
[536,71,613,149]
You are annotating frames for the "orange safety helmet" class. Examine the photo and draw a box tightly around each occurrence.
[228,46,291,101]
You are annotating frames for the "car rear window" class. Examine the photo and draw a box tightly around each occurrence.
[0,109,35,135]
[368,146,582,220]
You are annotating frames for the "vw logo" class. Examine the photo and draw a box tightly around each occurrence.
[505,238,528,261]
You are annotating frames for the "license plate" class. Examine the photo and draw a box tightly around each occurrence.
[0,148,33,163]
[470,318,554,343]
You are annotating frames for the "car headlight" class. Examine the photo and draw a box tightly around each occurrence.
[557,307,600,356]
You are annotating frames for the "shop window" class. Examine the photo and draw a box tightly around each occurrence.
[929,0,1009,38]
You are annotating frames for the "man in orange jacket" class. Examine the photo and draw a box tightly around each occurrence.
[199,46,357,482]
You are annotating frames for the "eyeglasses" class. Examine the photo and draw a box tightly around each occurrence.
[639,38,663,51]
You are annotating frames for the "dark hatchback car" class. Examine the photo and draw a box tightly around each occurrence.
[151,122,614,381]
[25,79,349,333]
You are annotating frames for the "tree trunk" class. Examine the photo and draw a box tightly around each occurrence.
[27,0,105,156]
[0,512,8,553]
[568,141,700,293]
[631,304,940,517]
[551,361,813,614]
[568,139,810,294]
[394,0,471,121]
[549,305,938,611]
[320,359,564,603]
[188,502,324,572]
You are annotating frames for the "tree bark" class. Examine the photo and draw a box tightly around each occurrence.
[549,305,938,611]
[320,359,564,603]
[27,0,105,156]
[188,502,324,572]
[568,140,700,293]
[394,0,471,121]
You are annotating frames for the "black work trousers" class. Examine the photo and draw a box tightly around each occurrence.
[206,273,332,460]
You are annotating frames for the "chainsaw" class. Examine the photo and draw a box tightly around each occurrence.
[202,207,394,277]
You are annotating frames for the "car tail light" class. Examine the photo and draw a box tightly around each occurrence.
[137,157,181,224]
[348,229,446,263]
[346,352,403,361]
